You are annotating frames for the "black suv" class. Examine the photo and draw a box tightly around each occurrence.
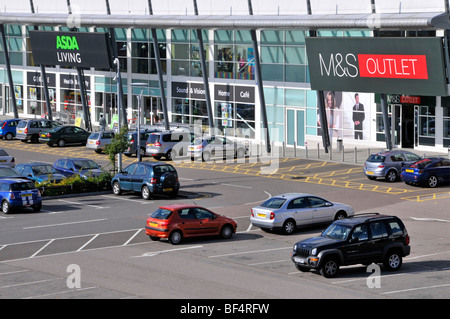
[291,213,410,278]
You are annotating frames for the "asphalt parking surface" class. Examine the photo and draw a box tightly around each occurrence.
[0,140,449,300]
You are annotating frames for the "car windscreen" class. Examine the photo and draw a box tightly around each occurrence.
[32,165,57,175]
[73,160,99,170]
[150,208,173,220]
[89,133,100,139]
[321,223,352,240]
[260,197,286,209]
[147,134,160,144]
[367,154,385,163]
[0,167,20,176]
[153,165,176,175]
[10,182,36,191]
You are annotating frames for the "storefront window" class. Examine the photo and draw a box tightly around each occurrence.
[444,107,450,147]
[171,30,208,77]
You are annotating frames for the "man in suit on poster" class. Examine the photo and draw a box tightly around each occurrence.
[352,93,365,139]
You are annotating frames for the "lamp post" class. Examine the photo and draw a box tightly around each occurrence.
[133,82,147,162]
[114,58,123,172]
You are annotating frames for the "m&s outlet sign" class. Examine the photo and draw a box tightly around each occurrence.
[306,37,448,96]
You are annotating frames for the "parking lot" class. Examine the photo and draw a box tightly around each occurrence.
[0,139,449,300]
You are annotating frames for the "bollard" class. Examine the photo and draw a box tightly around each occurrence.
[354,147,358,163]
[317,143,320,159]
[341,145,345,162]
[294,141,297,158]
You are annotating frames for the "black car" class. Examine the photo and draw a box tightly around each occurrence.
[291,213,411,278]
[39,125,91,147]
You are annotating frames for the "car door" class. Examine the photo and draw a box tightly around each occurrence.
[194,208,221,235]
[342,224,373,264]
[131,164,147,191]
[62,127,76,144]
[54,160,70,176]
[178,208,201,236]
[73,127,88,144]
[287,197,313,226]
[368,221,390,261]
[440,159,450,183]
[307,196,335,224]
[119,163,137,190]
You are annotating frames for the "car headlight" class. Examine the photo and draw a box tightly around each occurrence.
[311,248,317,256]
[293,244,297,251]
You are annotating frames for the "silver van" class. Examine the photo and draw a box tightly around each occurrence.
[16,119,60,143]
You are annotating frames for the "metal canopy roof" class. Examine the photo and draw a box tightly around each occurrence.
[0,11,448,30]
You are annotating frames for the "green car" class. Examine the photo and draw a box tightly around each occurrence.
[39,125,91,147]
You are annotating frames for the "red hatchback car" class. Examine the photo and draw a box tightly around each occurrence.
[145,204,238,245]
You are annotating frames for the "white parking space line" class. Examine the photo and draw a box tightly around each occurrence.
[57,199,108,209]
[23,286,99,299]
[23,219,107,230]
[381,283,450,295]
[248,259,290,266]
[30,239,55,258]
[208,247,291,259]
[132,245,204,258]
[123,229,143,246]
[244,191,272,205]
[77,234,99,252]
[219,183,253,189]
[0,278,62,289]
[101,195,154,204]
[0,270,30,276]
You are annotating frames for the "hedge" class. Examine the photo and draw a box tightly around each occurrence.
[36,172,112,197]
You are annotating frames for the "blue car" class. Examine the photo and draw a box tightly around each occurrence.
[0,178,42,214]
[401,157,450,188]
[111,162,180,199]
[15,162,66,183]
[0,118,21,140]
[53,158,105,179]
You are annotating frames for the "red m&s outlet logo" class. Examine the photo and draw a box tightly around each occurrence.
[358,54,429,80]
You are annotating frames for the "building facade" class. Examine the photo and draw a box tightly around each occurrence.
[0,0,449,153]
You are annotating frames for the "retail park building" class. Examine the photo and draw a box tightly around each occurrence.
[1,0,450,153]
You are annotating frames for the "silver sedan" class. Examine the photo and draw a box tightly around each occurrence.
[0,148,15,167]
[250,193,354,235]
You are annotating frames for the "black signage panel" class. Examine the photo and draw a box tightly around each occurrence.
[215,84,234,102]
[29,31,113,69]
[172,82,189,98]
[306,37,448,96]
[190,83,206,99]
[60,74,91,90]
[27,71,56,87]
[235,85,255,103]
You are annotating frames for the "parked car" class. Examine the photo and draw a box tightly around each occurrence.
[39,125,90,147]
[146,130,194,160]
[111,162,180,199]
[53,158,105,179]
[86,131,115,154]
[124,130,157,157]
[0,165,27,179]
[0,149,15,167]
[400,157,450,188]
[188,135,247,161]
[291,213,411,278]
[364,150,422,182]
[16,119,60,143]
[15,162,66,184]
[0,178,42,214]
[250,193,354,235]
[145,204,237,245]
[0,118,21,140]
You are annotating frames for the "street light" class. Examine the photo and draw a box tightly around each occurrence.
[132,82,147,162]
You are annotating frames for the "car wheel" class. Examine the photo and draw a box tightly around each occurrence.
[5,132,13,140]
[282,219,296,235]
[57,139,66,147]
[1,200,11,214]
[112,181,122,195]
[166,150,173,161]
[169,230,183,245]
[141,185,152,200]
[221,225,234,239]
[383,250,403,271]
[334,211,347,220]
[33,203,42,212]
[20,139,28,143]
[202,151,211,162]
[385,170,398,182]
[320,257,339,278]
[427,175,438,188]
[31,134,39,143]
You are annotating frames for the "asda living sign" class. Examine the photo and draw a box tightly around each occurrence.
[29,31,113,69]
[306,37,448,96]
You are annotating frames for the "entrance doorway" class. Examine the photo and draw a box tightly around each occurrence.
[391,104,415,148]
[286,109,305,147]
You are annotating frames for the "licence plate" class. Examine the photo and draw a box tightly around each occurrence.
[257,213,265,218]
[41,134,46,137]
[18,130,23,133]
[149,222,158,227]
[88,141,94,144]
[294,257,306,264]
[0,160,5,162]
[163,188,173,192]
[21,193,32,197]
[405,169,414,173]
[366,171,374,175]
